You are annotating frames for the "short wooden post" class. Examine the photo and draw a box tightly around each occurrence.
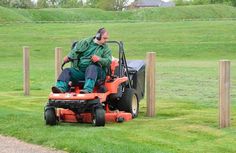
[23,46,30,96]
[146,52,156,117]
[219,60,231,128]
[55,47,62,82]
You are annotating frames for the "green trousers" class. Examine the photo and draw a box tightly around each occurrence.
[56,65,105,93]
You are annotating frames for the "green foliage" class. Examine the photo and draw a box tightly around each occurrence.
[2,0,34,8]
[96,0,113,10]
[231,0,236,6]
[59,0,83,8]
[37,0,49,8]
[174,0,192,6]
[192,0,211,5]
[0,0,10,7]
[86,0,99,8]
[97,0,128,10]
[113,0,128,10]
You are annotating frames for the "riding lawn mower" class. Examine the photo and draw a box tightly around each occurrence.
[44,41,145,126]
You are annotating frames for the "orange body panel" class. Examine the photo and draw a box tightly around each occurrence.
[104,77,128,93]
[49,92,110,102]
[48,77,127,102]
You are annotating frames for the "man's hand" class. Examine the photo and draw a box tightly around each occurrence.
[91,55,100,63]
[63,56,70,63]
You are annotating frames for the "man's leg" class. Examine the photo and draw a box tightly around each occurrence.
[53,68,85,93]
[70,68,85,85]
[52,68,72,93]
[83,64,105,93]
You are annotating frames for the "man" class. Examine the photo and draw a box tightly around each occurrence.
[52,28,112,94]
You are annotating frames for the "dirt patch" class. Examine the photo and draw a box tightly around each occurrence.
[0,135,67,153]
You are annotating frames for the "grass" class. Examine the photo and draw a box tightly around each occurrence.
[1,5,236,23]
[0,21,236,152]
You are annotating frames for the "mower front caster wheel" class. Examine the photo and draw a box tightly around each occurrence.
[45,108,57,126]
[92,108,105,126]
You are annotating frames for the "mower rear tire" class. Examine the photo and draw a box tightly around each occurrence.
[118,88,139,118]
[45,108,57,126]
[92,108,105,127]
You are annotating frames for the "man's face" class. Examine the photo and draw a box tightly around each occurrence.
[99,32,109,44]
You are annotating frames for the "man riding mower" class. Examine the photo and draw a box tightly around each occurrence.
[44,28,145,126]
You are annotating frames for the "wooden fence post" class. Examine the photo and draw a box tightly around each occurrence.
[146,52,156,117]
[23,46,30,96]
[219,60,231,128]
[55,47,62,82]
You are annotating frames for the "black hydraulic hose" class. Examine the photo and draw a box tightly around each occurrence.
[61,62,67,71]
[60,58,78,71]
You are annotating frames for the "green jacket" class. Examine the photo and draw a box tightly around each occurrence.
[67,37,112,72]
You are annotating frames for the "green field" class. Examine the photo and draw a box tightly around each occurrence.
[0,5,236,153]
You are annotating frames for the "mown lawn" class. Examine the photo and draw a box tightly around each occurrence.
[0,21,236,153]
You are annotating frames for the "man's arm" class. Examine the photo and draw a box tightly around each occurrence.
[66,38,90,60]
[63,56,70,63]
[97,48,112,67]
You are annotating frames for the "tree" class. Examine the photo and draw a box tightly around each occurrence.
[59,0,83,8]
[48,0,60,7]
[86,0,99,8]
[97,0,128,10]
[209,0,224,3]
[0,0,10,7]
[113,0,128,10]
[232,0,236,6]
[96,0,113,10]
[37,0,49,8]
[9,0,33,8]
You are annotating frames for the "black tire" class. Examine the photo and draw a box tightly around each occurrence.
[45,108,57,126]
[92,108,105,126]
[117,88,139,118]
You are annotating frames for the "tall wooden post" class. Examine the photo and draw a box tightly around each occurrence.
[23,46,30,96]
[146,52,156,117]
[219,60,231,128]
[55,47,62,82]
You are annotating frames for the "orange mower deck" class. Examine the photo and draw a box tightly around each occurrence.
[57,109,132,123]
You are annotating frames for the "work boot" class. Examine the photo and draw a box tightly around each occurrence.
[79,89,89,94]
[52,86,63,93]
[97,85,107,93]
